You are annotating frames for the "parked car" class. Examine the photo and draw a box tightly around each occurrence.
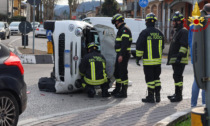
[0,43,27,126]
[35,24,46,38]
[0,22,10,40]
[31,22,40,30]
[9,21,21,35]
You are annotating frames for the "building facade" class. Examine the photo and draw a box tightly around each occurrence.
[122,0,210,41]
[164,0,210,41]
[0,0,13,20]
[13,0,22,16]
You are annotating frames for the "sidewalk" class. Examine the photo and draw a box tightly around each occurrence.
[19,99,193,126]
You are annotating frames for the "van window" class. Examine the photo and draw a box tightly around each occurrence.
[81,26,100,57]
[83,19,91,24]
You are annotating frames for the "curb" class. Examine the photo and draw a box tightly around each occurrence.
[14,47,54,64]
[154,109,191,126]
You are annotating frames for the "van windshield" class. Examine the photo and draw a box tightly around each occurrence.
[31,22,39,25]
[10,22,20,26]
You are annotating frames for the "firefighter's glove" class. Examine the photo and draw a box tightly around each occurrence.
[136,57,141,66]
[175,54,182,64]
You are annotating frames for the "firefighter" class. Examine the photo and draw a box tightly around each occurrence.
[136,13,164,103]
[167,11,189,102]
[111,14,132,98]
[79,43,110,98]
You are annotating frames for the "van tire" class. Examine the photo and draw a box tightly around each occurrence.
[44,21,55,32]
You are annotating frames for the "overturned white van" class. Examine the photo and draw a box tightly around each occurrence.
[38,20,116,93]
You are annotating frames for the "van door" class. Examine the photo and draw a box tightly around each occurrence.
[94,24,116,85]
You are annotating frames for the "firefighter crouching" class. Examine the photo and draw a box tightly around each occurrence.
[111,14,132,98]
[167,11,189,102]
[136,13,165,103]
[79,43,111,98]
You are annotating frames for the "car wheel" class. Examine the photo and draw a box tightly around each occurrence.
[0,91,19,126]
[7,33,10,39]
[35,35,38,38]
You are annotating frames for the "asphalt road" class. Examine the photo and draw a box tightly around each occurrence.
[1,32,48,52]
[17,58,196,125]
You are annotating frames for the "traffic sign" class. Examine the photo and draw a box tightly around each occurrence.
[139,0,148,8]
[27,0,41,6]
[19,21,32,34]
[46,30,52,41]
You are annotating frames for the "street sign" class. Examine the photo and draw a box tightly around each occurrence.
[19,21,32,34]
[27,0,41,5]
[139,0,148,8]
[46,30,52,41]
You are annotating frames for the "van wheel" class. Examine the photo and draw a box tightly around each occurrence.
[44,21,55,32]
[0,91,19,126]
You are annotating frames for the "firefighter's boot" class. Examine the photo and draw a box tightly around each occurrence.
[115,85,127,98]
[155,86,161,103]
[111,83,121,96]
[101,83,111,97]
[167,86,178,100]
[87,88,96,98]
[142,88,155,103]
[170,86,183,102]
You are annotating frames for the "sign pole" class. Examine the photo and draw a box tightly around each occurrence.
[139,0,148,19]
[32,0,35,54]
[24,22,26,49]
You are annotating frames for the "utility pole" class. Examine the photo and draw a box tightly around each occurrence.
[26,3,31,22]
[7,0,9,21]
[134,0,137,18]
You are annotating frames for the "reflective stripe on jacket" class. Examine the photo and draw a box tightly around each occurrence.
[79,51,108,85]
[167,26,189,65]
[136,26,164,65]
[115,23,132,56]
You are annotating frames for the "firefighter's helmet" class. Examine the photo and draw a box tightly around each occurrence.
[88,42,98,50]
[171,11,184,21]
[145,13,157,22]
[111,14,124,24]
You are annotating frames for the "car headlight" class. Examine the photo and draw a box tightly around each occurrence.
[75,27,83,36]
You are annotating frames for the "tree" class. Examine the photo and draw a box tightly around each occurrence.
[42,0,58,21]
[101,0,119,16]
[68,0,77,19]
